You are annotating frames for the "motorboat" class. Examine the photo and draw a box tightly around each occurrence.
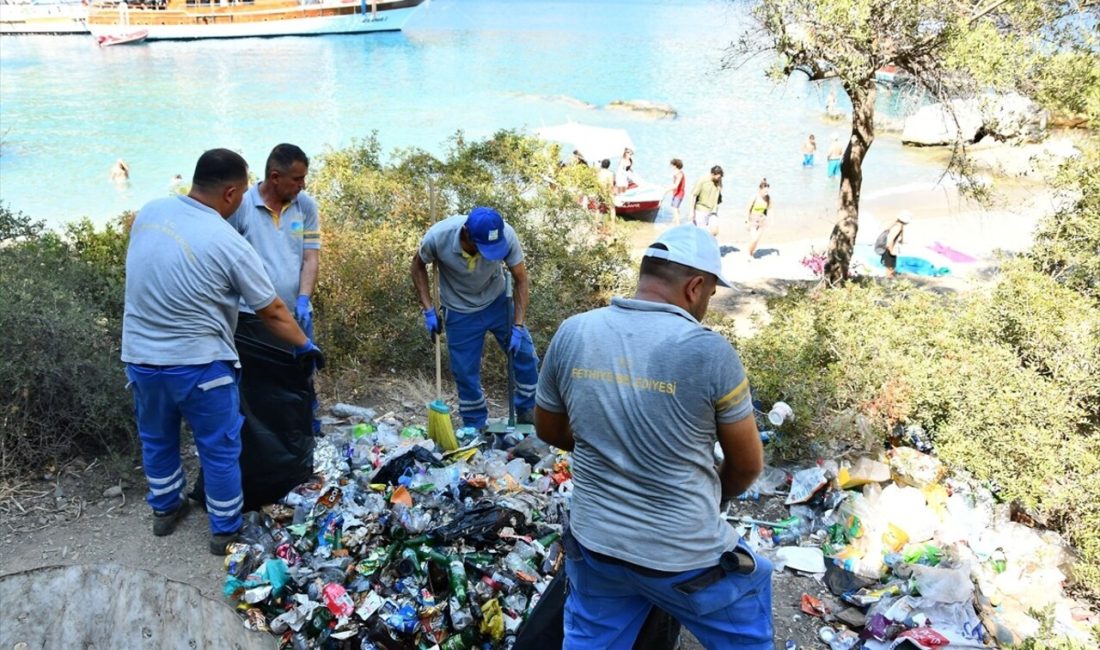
[86,0,424,41]
[614,182,663,222]
[96,27,148,44]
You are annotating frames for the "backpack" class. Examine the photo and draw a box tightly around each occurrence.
[874,228,891,255]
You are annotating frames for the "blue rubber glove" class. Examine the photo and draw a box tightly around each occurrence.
[293,338,326,375]
[508,324,528,355]
[423,307,441,339]
[295,295,313,339]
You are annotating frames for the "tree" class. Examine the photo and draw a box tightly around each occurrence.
[727,0,1098,284]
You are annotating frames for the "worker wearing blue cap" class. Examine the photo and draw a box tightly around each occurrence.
[411,207,538,429]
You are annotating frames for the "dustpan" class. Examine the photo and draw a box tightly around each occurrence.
[487,270,535,440]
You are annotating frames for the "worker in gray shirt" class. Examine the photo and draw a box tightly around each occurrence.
[411,207,538,429]
[122,149,323,556]
[535,225,773,649]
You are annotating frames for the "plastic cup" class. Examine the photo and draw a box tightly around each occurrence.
[767,401,794,426]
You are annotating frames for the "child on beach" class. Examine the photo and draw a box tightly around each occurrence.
[802,135,816,167]
[746,178,770,260]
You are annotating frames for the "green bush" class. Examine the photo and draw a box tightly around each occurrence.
[310,131,633,374]
[1031,144,1100,303]
[739,270,1100,599]
[0,205,134,475]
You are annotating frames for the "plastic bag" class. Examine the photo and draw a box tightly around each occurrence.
[912,563,973,603]
[785,467,827,505]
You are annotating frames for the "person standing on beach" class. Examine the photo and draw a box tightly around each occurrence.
[614,148,634,195]
[535,225,773,650]
[411,207,539,429]
[879,211,911,277]
[745,179,770,260]
[122,149,323,556]
[826,136,844,178]
[801,135,816,167]
[666,158,686,224]
[690,165,723,237]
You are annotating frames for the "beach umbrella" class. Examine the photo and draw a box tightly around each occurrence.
[535,122,635,164]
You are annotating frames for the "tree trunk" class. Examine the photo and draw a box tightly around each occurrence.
[824,78,877,285]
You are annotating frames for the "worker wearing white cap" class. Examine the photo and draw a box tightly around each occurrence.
[535,225,772,649]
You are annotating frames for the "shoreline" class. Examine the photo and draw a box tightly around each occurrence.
[624,174,1055,290]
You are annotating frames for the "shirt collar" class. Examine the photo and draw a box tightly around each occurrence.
[177,194,222,218]
[610,296,700,325]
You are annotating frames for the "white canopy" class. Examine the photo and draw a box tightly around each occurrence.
[535,122,635,164]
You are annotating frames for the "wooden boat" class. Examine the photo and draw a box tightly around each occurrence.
[96,27,148,45]
[0,2,89,34]
[86,0,424,41]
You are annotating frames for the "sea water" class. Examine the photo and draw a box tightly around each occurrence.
[0,0,944,228]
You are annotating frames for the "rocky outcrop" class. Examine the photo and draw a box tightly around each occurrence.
[605,99,678,119]
[902,93,1048,147]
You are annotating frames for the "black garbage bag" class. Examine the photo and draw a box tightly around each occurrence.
[514,571,682,650]
[371,446,445,486]
[192,314,316,512]
[430,503,527,546]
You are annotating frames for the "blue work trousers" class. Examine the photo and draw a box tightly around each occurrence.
[126,361,244,535]
[563,530,774,650]
[445,292,538,428]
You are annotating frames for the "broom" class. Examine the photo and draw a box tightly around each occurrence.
[426,182,458,451]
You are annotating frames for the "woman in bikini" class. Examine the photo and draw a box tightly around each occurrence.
[746,178,770,260]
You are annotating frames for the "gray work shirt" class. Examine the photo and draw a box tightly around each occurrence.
[122,195,278,366]
[536,297,753,572]
[229,184,321,314]
[418,214,523,314]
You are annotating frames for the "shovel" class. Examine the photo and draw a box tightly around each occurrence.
[486,270,535,441]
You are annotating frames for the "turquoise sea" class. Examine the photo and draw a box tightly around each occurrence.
[0,0,943,228]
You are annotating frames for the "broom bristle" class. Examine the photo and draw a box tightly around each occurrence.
[428,400,458,451]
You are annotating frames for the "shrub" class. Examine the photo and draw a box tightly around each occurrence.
[1031,144,1100,303]
[0,205,134,475]
[310,131,634,374]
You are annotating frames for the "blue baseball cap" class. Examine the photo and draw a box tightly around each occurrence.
[464,207,509,261]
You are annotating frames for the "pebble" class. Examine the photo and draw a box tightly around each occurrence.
[102,485,123,498]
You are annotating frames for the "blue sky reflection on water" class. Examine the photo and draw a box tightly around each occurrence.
[0,0,942,226]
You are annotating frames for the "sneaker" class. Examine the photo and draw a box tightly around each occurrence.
[516,408,535,426]
[210,530,241,556]
[152,499,190,537]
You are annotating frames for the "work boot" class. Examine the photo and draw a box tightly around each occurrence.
[210,530,241,556]
[152,499,190,537]
[516,408,535,426]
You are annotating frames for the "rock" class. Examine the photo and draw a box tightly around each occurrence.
[967,136,1080,179]
[102,485,123,498]
[605,99,678,119]
[901,99,984,146]
[902,93,1047,146]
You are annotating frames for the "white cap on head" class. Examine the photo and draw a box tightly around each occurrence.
[644,225,732,287]
[897,210,913,224]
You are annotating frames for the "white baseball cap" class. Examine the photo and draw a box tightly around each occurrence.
[644,225,732,287]
[897,210,913,224]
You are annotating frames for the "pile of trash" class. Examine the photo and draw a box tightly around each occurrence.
[219,404,571,649]
[731,427,1097,649]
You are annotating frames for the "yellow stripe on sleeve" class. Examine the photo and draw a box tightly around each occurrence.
[715,378,749,411]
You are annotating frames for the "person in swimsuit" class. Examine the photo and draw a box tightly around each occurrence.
[746,179,770,260]
[826,136,844,178]
[666,158,685,225]
[802,135,816,167]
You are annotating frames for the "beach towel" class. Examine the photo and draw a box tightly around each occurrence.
[859,247,952,277]
[928,242,977,263]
